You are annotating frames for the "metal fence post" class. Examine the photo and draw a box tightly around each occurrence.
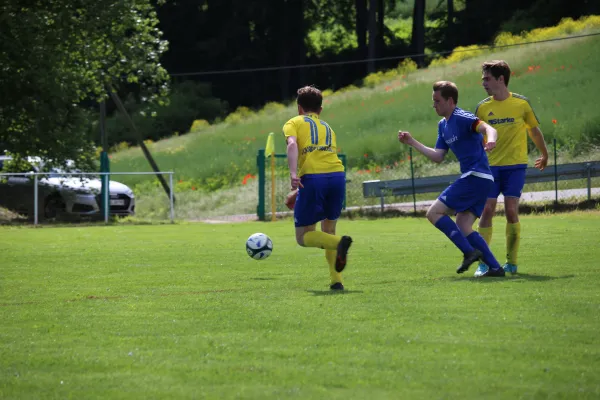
[586,163,592,200]
[104,172,109,223]
[34,174,38,226]
[169,172,175,223]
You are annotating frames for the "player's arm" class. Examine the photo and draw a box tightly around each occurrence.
[285,135,303,189]
[523,101,548,170]
[475,121,497,152]
[398,131,447,163]
[528,126,549,170]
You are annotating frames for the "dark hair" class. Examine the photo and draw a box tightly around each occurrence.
[433,81,459,104]
[296,86,322,112]
[482,60,511,86]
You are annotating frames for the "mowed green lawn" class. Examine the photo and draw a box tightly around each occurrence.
[1,212,599,399]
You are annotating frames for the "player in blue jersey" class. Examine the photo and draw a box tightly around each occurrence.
[397,81,505,276]
[283,86,352,290]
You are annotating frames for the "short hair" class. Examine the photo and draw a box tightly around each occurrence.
[433,81,459,104]
[482,60,511,86]
[296,86,322,112]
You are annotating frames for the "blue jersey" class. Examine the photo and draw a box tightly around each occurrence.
[435,107,493,181]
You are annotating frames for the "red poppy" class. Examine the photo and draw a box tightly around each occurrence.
[552,119,557,124]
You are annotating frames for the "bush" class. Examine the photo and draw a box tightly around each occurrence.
[102,81,226,147]
[428,16,600,68]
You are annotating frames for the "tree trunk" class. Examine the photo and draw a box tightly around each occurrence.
[447,0,454,48]
[355,0,367,75]
[367,0,377,73]
[411,0,426,67]
[377,0,385,53]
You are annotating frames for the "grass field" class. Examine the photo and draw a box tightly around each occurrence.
[2,212,599,399]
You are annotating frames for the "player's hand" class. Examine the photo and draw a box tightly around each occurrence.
[484,140,496,152]
[285,188,299,210]
[535,154,548,171]
[398,131,414,145]
[290,175,304,190]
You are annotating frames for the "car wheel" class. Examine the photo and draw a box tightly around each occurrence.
[44,195,66,219]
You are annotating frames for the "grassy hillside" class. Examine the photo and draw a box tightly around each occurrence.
[111,36,599,186]
[108,28,600,219]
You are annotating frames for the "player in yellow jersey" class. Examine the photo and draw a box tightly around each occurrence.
[474,60,549,276]
[283,86,352,291]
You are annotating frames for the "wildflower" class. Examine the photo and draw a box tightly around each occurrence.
[552,119,557,124]
[364,153,368,158]
[192,186,196,191]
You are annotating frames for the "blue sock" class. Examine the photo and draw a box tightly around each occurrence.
[466,232,502,270]
[434,215,474,255]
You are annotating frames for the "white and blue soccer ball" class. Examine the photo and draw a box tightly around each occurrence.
[245,233,273,260]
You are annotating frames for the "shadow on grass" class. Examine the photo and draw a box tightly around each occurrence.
[444,273,576,283]
[343,198,600,220]
[307,289,364,296]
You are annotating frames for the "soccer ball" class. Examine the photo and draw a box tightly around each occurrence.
[245,233,273,260]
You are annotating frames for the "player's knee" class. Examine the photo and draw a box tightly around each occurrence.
[425,207,440,223]
[506,210,519,223]
[296,234,305,246]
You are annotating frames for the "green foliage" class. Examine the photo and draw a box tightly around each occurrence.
[190,119,210,132]
[0,0,169,171]
[363,58,417,87]
[429,15,600,68]
[308,24,357,57]
[103,80,225,146]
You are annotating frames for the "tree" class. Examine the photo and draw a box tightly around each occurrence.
[0,0,169,170]
[411,0,426,66]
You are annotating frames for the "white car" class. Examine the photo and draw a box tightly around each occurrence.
[0,156,135,219]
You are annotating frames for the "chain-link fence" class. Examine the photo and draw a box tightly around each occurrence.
[257,144,600,220]
[0,171,174,225]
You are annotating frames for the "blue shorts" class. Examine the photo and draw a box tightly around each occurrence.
[294,172,346,227]
[489,165,527,198]
[438,175,494,218]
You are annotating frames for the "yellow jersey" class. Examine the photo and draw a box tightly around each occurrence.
[475,92,540,166]
[282,113,344,177]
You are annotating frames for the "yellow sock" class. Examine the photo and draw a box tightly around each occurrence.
[303,231,340,250]
[326,250,342,285]
[478,226,493,245]
[506,222,521,265]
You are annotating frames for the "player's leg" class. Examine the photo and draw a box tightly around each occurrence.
[321,219,344,290]
[294,175,341,250]
[502,167,526,274]
[475,167,500,276]
[426,196,480,273]
[322,173,352,273]
[294,224,317,246]
[478,198,497,243]
[457,211,503,276]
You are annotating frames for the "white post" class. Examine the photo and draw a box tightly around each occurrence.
[169,172,174,223]
[104,173,109,223]
[34,174,39,226]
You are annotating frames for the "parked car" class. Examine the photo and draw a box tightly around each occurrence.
[0,156,135,219]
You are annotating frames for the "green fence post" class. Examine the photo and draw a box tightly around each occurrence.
[257,149,266,221]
